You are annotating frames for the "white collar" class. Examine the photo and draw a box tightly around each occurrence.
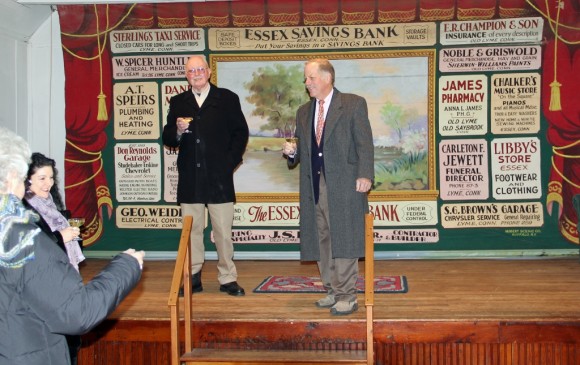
[191,84,210,97]
[319,89,334,105]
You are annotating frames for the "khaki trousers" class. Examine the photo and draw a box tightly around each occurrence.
[181,203,238,285]
[316,175,358,303]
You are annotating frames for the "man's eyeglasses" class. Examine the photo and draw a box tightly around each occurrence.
[186,67,207,75]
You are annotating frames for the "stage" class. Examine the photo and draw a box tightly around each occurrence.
[79,257,580,364]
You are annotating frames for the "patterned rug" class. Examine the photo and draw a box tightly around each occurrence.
[253,275,408,294]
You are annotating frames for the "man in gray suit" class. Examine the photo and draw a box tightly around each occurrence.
[283,58,374,315]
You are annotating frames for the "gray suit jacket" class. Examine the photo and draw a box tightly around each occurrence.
[289,88,374,260]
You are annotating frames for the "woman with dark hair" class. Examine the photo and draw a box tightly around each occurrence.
[24,152,85,271]
[23,153,86,364]
[0,127,144,365]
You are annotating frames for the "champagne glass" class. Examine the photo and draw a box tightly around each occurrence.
[285,136,298,144]
[181,117,193,134]
[285,124,298,154]
[68,218,85,241]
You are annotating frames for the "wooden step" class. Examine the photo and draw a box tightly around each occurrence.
[181,348,368,365]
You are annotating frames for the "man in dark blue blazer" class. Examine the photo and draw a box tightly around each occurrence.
[284,58,374,315]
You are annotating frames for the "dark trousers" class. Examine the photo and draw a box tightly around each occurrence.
[66,334,81,365]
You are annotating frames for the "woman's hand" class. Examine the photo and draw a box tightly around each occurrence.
[123,248,145,270]
[60,226,80,242]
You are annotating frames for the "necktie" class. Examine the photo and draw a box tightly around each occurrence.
[315,99,325,146]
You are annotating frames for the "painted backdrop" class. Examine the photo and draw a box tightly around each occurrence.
[57,0,579,254]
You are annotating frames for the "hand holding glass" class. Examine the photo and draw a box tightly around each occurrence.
[283,123,297,155]
[283,138,298,156]
[68,218,85,241]
[181,117,193,134]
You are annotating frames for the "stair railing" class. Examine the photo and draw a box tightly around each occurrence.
[168,215,193,365]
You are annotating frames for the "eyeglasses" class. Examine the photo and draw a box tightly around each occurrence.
[186,67,207,75]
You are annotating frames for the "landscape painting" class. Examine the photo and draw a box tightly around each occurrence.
[210,50,436,202]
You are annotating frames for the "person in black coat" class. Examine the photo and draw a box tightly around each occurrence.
[0,127,145,365]
[162,55,249,296]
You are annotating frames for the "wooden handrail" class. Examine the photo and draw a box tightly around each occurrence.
[173,214,375,365]
[168,215,193,365]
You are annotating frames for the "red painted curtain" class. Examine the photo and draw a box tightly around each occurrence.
[534,0,580,243]
[59,4,132,245]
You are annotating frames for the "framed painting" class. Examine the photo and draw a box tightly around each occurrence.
[210,50,438,202]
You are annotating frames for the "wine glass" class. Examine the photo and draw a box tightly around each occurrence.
[285,135,298,144]
[181,117,193,134]
[284,124,298,154]
[68,218,85,241]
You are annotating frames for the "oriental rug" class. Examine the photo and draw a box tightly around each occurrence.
[253,275,408,294]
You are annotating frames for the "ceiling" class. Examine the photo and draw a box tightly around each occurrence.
[1,0,228,41]
[1,0,51,40]
[16,0,222,3]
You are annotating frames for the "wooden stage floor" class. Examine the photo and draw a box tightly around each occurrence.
[83,257,580,322]
[80,257,580,364]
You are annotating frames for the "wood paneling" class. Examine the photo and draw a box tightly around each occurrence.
[78,258,580,364]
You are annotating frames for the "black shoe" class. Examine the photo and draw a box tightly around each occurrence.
[219,281,245,296]
[191,271,203,293]
[179,272,203,296]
